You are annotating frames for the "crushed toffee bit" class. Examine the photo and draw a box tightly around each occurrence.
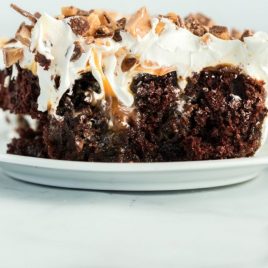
[191,13,214,28]
[155,21,165,35]
[62,6,78,17]
[231,28,241,39]
[71,41,84,62]
[94,25,113,38]
[113,29,122,42]
[15,23,32,46]
[161,13,184,27]
[10,3,37,23]
[200,33,211,44]
[116,17,127,30]
[2,47,23,67]
[5,38,18,44]
[86,12,102,36]
[125,7,151,37]
[112,17,127,42]
[34,12,42,19]
[240,29,254,41]
[121,57,137,72]
[98,12,116,29]
[69,16,90,36]
[103,12,112,25]
[62,6,92,17]
[77,9,92,16]
[184,16,207,37]
[35,52,51,70]
[209,25,230,40]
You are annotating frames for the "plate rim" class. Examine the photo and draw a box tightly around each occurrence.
[0,153,268,172]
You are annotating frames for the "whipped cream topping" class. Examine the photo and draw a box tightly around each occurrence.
[0,51,5,70]
[30,14,93,112]
[0,110,37,140]
[2,13,268,114]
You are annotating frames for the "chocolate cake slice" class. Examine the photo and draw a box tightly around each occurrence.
[0,4,268,162]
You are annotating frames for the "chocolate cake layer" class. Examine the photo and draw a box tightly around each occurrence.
[0,65,40,118]
[2,65,267,162]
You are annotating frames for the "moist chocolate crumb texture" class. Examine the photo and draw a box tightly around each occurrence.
[0,4,268,162]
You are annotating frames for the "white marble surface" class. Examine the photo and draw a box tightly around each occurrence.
[0,169,268,268]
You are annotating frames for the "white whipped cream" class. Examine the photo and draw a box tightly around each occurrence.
[0,50,5,70]
[0,110,18,138]
[11,64,18,80]
[0,110,37,140]
[3,14,268,114]
[30,14,92,112]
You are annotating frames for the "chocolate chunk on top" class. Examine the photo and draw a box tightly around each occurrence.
[69,16,90,36]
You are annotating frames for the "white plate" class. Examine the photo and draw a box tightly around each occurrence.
[0,137,268,191]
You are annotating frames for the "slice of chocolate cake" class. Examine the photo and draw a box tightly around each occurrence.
[0,4,268,162]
